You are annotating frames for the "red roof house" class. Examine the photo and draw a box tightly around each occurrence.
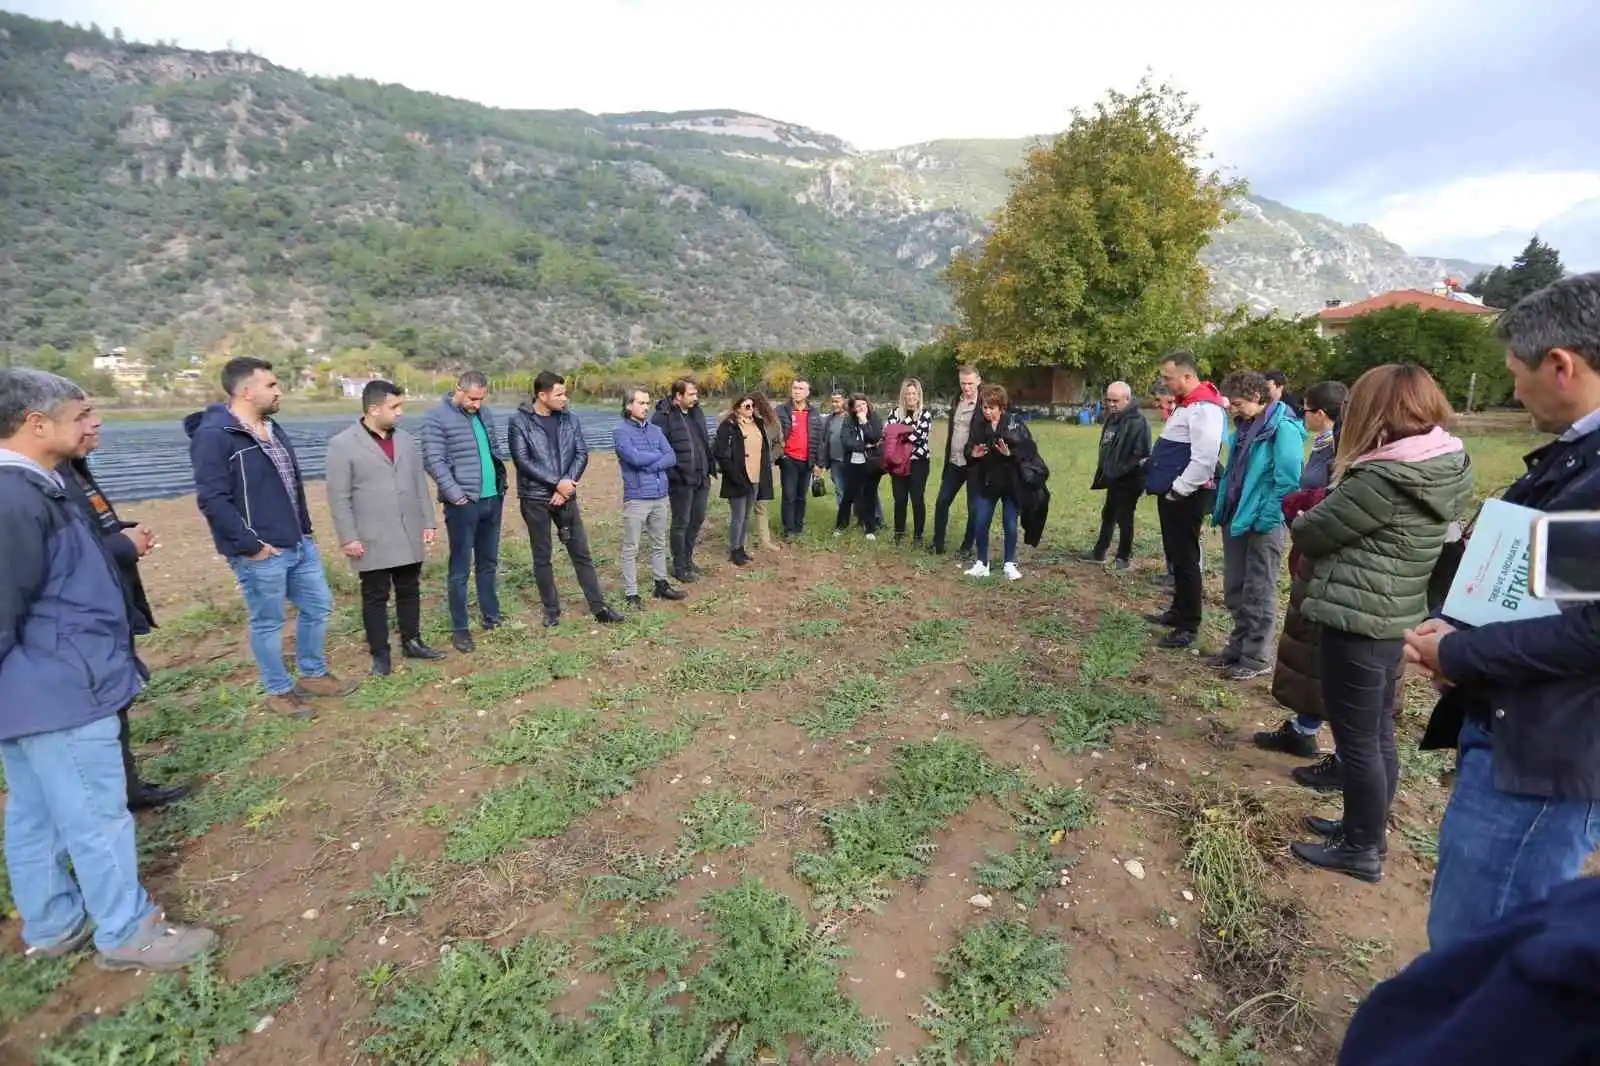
[1316,287,1501,337]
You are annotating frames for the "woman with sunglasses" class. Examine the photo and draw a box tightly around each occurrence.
[712,394,771,566]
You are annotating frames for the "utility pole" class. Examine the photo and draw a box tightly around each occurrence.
[1466,372,1478,413]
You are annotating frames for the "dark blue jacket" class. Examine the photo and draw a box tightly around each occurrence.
[1340,875,1600,1066]
[1427,425,1600,798]
[508,404,588,502]
[0,458,141,740]
[185,404,312,558]
[613,417,677,502]
[651,397,714,487]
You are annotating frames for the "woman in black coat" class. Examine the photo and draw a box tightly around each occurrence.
[964,384,1035,581]
[712,394,771,566]
[833,394,884,539]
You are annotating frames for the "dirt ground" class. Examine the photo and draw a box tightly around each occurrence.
[0,455,1458,1066]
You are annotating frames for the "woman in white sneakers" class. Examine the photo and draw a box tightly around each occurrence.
[963,384,1035,581]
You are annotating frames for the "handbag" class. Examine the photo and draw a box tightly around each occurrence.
[811,475,826,498]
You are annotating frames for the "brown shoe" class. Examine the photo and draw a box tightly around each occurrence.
[294,673,359,698]
[266,693,317,718]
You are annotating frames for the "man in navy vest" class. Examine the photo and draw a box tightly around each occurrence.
[1144,352,1226,649]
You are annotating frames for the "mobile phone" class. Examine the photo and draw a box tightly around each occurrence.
[1528,511,1600,600]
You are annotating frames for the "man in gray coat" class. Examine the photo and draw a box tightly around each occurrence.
[327,381,448,676]
[418,370,509,653]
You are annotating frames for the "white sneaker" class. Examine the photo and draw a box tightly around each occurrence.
[963,561,991,578]
[1003,562,1023,581]
[833,530,843,537]
[865,532,877,541]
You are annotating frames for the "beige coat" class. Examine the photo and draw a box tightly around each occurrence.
[325,423,436,572]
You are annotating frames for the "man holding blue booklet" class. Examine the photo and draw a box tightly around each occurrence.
[1404,272,1600,950]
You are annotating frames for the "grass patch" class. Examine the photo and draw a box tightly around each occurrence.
[1078,608,1148,682]
[462,651,595,708]
[792,672,893,738]
[1023,616,1078,642]
[147,774,289,848]
[38,958,300,1066]
[794,736,1017,912]
[973,842,1063,907]
[1044,685,1163,753]
[808,583,849,609]
[587,789,759,904]
[900,918,1069,1065]
[883,618,968,671]
[793,617,844,639]
[0,951,81,1026]
[867,583,908,605]
[351,856,433,920]
[666,647,807,694]
[346,666,443,711]
[447,716,695,863]
[481,708,595,764]
[951,657,1031,717]
[1173,1016,1266,1065]
[1401,822,1440,865]
[140,660,240,699]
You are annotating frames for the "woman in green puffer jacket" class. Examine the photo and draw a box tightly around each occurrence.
[1288,364,1475,885]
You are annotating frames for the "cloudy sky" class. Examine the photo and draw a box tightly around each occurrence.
[10,0,1598,266]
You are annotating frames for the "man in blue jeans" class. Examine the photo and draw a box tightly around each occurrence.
[419,370,509,653]
[188,357,355,718]
[1,368,217,971]
[1404,272,1600,950]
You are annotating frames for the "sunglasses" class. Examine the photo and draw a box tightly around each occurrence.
[739,402,754,410]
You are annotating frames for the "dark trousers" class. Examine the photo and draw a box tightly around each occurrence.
[668,479,709,571]
[1321,628,1403,850]
[1156,488,1215,632]
[521,496,607,616]
[891,458,931,539]
[443,495,503,632]
[835,463,883,533]
[1093,478,1142,561]
[358,563,423,656]
[932,461,976,551]
[117,706,141,794]
[777,456,812,535]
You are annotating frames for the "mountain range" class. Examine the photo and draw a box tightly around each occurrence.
[0,12,1491,368]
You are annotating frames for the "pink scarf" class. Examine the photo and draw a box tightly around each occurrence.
[1349,426,1464,468]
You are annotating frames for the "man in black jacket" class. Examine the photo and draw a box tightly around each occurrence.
[931,365,985,556]
[1079,381,1151,570]
[58,410,191,811]
[509,371,626,627]
[653,378,714,583]
[1404,272,1600,950]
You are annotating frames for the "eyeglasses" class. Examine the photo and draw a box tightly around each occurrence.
[739,403,753,410]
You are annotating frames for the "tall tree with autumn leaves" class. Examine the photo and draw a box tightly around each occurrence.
[946,79,1242,381]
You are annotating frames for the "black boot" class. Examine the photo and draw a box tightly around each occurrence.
[1291,834,1383,883]
[625,594,645,610]
[594,605,626,624]
[730,549,749,567]
[1076,550,1107,563]
[452,630,476,653]
[401,638,446,661]
[371,648,393,677]
[1158,629,1195,649]
[1292,753,1342,792]
[654,579,686,601]
[128,781,191,811]
[1254,720,1319,758]
[1304,815,1388,857]
[673,564,698,584]
[1144,611,1179,627]
[543,610,561,628]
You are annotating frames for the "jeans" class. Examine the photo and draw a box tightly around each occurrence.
[443,495,503,632]
[227,537,335,696]
[970,492,1019,565]
[358,562,423,655]
[1092,478,1142,561]
[777,456,812,535]
[891,457,930,539]
[1321,628,1402,850]
[835,462,882,533]
[667,480,709,572]
[1428,721,1600,950]
[1156,488,1215,633]
[1,714,157,952]
[932,461,976,551]
[620,497,670,595]
[728,489,756,551]
[829,460,848,507]
[521,496,607,615]
[1221,527,1285,670]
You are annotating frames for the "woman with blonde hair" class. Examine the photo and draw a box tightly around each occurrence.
[885,377,934,546]
[1288,364,1474,883]
[748,394,783,551]
[712,394,772,566]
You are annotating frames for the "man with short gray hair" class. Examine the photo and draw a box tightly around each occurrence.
[0,368,217,971]
[419,370,509,652]
[1080,381,1151,570]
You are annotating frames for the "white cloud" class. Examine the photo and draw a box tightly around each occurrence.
[1368,172,1600,258]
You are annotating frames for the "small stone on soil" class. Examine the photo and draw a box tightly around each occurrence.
[1123,859,1146,880]
[968,893,993,909]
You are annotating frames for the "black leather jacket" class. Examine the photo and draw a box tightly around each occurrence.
[508,404,589,501]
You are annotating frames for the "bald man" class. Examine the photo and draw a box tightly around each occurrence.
[1079,381,1151,570]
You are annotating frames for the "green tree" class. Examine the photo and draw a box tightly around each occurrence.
[796,348,852,392]
[858,343,907,396]
[946,77,1242,382]
[716,350,768,393]
[1329,307,1510,410]
[1467,235,1565,309]
[906,339,960,398]
[1195,309,1331,386]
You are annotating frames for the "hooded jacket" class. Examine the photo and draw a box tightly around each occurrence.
[1293,428,1475,639]
[186,404,312,558]
[0,456,142,740]
[1145,382,1226,497]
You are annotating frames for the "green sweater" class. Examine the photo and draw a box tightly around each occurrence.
[1292,452,1475,639]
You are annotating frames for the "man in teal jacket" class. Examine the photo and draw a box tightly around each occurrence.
[1212,371,1305,680]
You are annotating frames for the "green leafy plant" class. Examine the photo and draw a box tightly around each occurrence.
[586,849,692,905]
[346,665,443,711]
[808,583,850,609]
[1005,783,1096,842]
[351,856,433,919]
[586,924,699,982]
[951,657,1032,718]
[901,918,1069,1065]
[794,617,844,639]
[1078,608,1148,682]
[0,951,81,1026]
[1045,685,1162,753]
[666,648,806,694]
[792,673,893,738]
[974,842,1064,906]
[1172,1016,1266,1066]
[884,618,968,671]
[481,708,595,764]
[679,789,760,853]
